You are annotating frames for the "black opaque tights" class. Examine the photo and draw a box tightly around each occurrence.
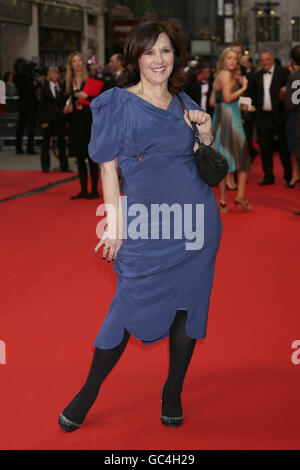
[62,310,196,424]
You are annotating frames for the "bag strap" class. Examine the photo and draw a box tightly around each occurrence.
[176,94,202,144]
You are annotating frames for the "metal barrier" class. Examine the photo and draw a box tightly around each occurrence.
[0,96,42,147]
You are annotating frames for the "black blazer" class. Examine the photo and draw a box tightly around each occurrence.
[40,81,66,124]
[102,74,117,92]
[250,65,289,124]
[186,76,214,116]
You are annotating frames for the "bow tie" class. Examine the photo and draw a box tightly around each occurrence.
[263,70,272,74]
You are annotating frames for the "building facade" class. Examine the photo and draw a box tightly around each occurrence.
[105,0,218,63]
[234,0,300,65]
[0,0,106,77]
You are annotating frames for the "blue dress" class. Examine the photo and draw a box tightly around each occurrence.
[88,87,222,349]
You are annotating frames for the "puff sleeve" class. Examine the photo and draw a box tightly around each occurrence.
[88,88,124,163]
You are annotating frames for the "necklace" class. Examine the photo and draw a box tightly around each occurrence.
[136,87,172,108]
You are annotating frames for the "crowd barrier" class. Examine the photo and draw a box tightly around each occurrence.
[0,96,42,147]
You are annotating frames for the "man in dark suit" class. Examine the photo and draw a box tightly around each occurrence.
[251,50,291,185]
[186,64,214,116]
[40,68,69,172]
[285,45,300,215]
[102,54,124,92]
[230,41,247,76]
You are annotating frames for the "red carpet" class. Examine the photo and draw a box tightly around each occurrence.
[0,155,299,450]
[0,169,77,200]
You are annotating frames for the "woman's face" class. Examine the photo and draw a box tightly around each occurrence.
[138,32,174,87]
[224,51,238,72]
[71,55,83,73]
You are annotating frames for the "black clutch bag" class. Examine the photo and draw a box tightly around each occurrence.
[177,94,229,187]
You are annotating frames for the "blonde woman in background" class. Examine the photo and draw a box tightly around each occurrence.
[63,51,100,199]
[210,47,252,212]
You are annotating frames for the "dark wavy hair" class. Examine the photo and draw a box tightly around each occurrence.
[117,19,188,93]
[291,45,300,66]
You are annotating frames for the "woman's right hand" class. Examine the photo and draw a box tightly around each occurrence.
[240,75,248,91]
[95,224,123,262]
[102,236,123,262]
[97,227,123,262]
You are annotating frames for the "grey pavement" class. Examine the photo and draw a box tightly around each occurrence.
[0,146,78,172]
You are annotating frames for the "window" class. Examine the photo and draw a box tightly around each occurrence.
[257,16,280,42]
[88,15,97,26]
[217,0,234,44]
[292,17,300,42]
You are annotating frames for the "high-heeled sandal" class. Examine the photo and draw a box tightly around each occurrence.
[234,197,252,211]
[286,178,300,189]
[219,199,229,213]
[161,383,183,427]
[226,183,237,191]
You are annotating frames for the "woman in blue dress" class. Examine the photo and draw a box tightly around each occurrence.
[59,20,222,432]
[211,48,252,212]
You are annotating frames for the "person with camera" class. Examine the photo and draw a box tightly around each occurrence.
[13,58,44,155]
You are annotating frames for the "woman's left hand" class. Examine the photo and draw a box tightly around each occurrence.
[74,91,88,100]
[184,109,212,144]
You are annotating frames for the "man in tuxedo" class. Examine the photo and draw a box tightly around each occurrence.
[285,45,300,215]
[186,64,214,116]
[102,54,124,92]
[251,51,291,185]
[40,68,69,172]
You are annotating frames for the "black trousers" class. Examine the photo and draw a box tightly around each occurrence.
[40,118,68,171]
[243,112,258,159]
[256,111,291,181]
[16,106,37,152]
[76,154,99,194]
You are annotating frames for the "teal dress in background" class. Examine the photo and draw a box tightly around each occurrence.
[212,87,251,173]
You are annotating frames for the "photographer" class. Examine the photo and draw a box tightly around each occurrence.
[13,58,44,155]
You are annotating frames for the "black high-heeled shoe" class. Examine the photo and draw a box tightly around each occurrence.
[58,412,82,432]
[70,191,89,200]
[160,383,183,427]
